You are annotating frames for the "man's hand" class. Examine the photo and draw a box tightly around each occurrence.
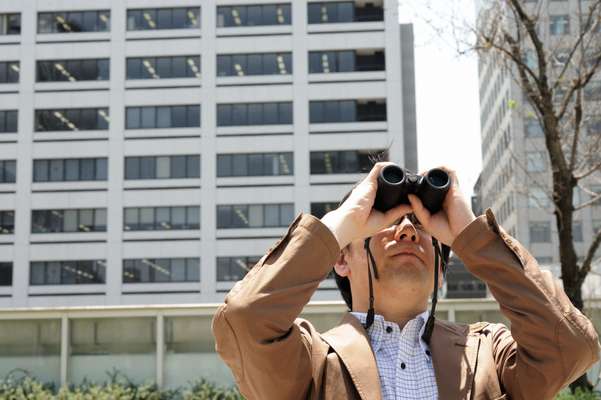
[320,162,412,249]
[408,166,476,247]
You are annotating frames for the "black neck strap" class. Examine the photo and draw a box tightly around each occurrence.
[362,236,446,344]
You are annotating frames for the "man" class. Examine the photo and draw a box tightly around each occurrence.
[212,162,600,399]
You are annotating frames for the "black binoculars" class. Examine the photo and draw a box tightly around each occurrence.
[373,165,451,214]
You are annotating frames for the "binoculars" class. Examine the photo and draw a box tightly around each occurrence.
[373,165,451,214]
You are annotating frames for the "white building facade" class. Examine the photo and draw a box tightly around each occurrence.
[0,0,417,308]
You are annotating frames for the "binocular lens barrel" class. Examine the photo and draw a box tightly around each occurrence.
[374,165,450,214]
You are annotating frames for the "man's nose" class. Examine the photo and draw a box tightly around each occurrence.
[394,221,418,242]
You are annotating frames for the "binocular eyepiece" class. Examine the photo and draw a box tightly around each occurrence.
[373,165,451,214]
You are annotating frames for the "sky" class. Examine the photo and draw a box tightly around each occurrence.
[397,1,482,199]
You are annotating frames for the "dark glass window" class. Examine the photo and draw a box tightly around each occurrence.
[123,257,200,283]
[123,206,200,231]
[217,52,292,76]
[217,152,293,177]
[308,2,383,24]
[0,263,11,286]
[31,208,107,233]
[0,211,14,234]
[217,102,292,126]
[216,256,261,281]
[124,155,200,180]
[0,61,19,83]
[37,10,110,33]
[217,4,291,27]
[126,56,200,79]
[125,105,200,129]
[126,7,200,30]
[309,50,384,73]
[529,221,551,243]
[217,203,294,228]
[310,202,338,219]
[0,160,16,183]
[0,14,21,35]
[33,158,108,182]
[0,110,18,133]
[37,59,110,82]
[30,260,105,285]
[310,150,387,174]
[35,108,109,131]
[309,100,386,123]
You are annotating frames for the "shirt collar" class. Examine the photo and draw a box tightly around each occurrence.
[350,310,431,355]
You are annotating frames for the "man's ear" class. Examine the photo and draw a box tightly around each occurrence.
[334,250,351,278]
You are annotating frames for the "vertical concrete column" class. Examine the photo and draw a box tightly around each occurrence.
[292,0,311,216]
[200,1,218,301]
[106,3,127,304]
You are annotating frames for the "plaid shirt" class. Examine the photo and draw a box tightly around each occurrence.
[350,311,438,400]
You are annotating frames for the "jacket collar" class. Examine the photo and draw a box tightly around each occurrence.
[321,313,481,400]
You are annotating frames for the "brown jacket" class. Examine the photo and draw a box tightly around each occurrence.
[212,210,600,399]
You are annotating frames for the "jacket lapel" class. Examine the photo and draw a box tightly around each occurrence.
[430,319,481,400]
[321,313,382,400]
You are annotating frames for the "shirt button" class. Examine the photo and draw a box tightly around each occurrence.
[401,362,406,369]
[386,326,392,333]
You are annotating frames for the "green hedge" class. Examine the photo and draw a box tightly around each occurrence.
[0,369,244,400]
[1,369,599,399]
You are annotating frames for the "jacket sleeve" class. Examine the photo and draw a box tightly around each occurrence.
[211,213,340,400]
[452,208,600,400]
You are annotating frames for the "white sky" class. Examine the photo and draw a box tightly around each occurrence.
[397,1,482,198]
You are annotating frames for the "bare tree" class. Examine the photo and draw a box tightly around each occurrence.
[472,0,601,391]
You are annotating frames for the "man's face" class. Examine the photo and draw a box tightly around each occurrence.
[335,214,439,308]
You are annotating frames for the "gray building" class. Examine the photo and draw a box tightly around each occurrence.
[0,0,417,308]
[476,0,601,281]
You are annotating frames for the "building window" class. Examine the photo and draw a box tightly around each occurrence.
[33,158,107,182]
[0,110,17,133]
[310,202,338,219]
[529,221,551,243]
[309,50,385,73]
[31,208,107,233]
[125,105,200,129]
[528,188,551,208]
[126,56,200,80]
[123,206,200,231]
[584,81,601,102]
[124,155,200,180]
[38,10,110,33]
[0,262,11,286]
[217,152,293,177]
[310,150,387,174]
[550,15,570,35]
[217,52,291,77]
[0,211,14,234]
[217,4,291,27]
[216,256,261,281]
[572,220,583,242]
[308,2,383,24]
[217,102,292,126]
[217,203,294,229]
[123,257,200,283]
[526,151,546,172]
[524,116,544,137]
[127,7,200,31]
[30,260,105,285]
[37,59,109,82]
[35,108,109,131]
[0,61,19,83]
[310,100,386,123]
[0,14,20,35]
[587,117,601,136]
[591,185,601,206]
[0,160,16,183]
